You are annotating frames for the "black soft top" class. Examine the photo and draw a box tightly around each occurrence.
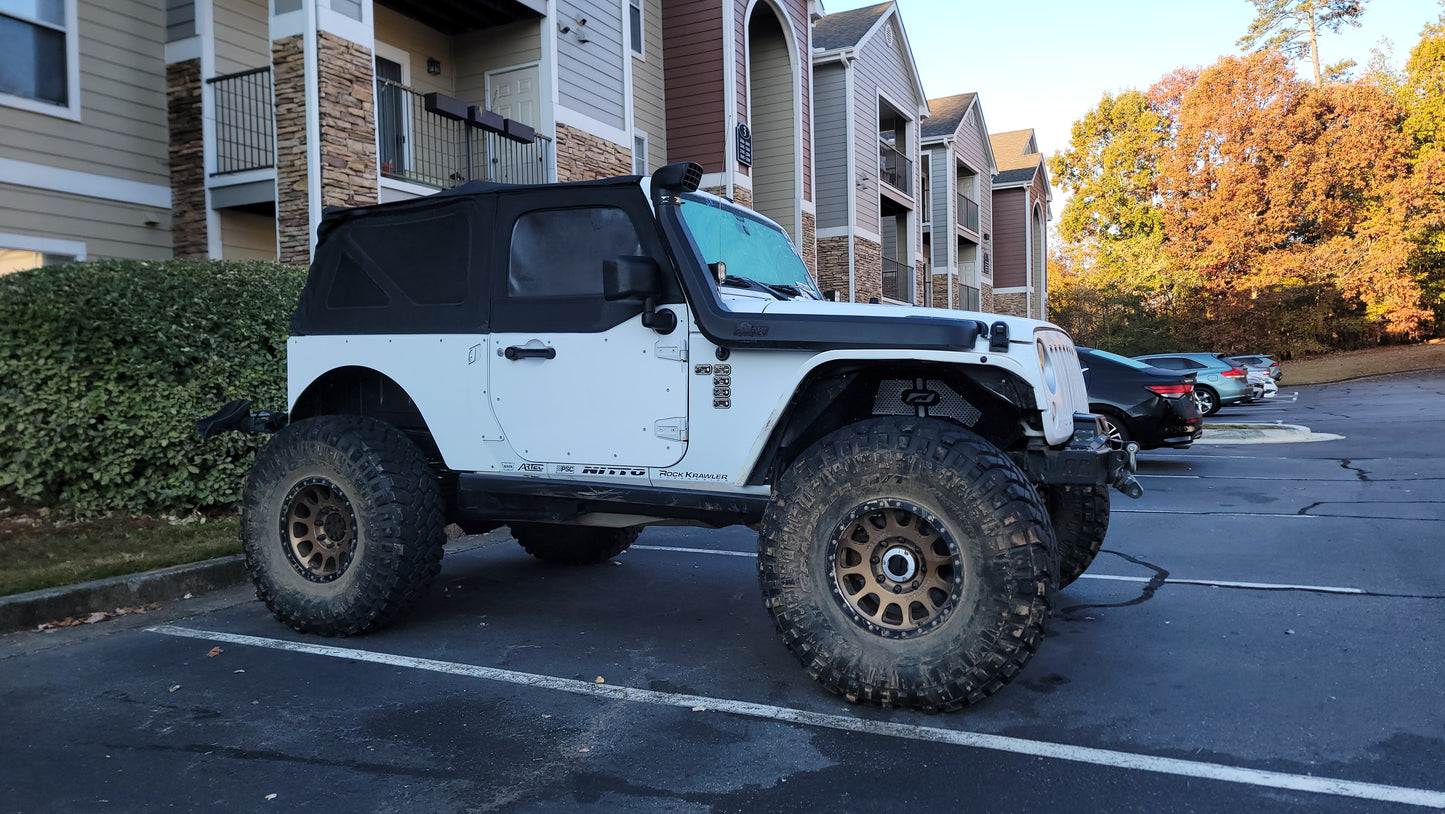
[293,175,649,336]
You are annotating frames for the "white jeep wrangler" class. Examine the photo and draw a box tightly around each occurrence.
[201,162,1140,711]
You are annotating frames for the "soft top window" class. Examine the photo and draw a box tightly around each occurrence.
[508,207,642,299]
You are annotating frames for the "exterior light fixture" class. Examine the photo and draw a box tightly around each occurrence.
[426,57,441,75]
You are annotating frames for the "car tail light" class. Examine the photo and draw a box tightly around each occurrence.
[1222,367,1246,378]
[1146,383,1196,397]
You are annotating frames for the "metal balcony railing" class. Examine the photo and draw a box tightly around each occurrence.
[881,255,912,302]
[377,78,550,188]
[958,194,979,232]
[878,141,913,195]
[960,284,981,311]
[208,67,274,175]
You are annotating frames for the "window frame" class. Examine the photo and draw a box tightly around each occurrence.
[632,130,648,176]
[0,0,81,120]
[627,0,644,59]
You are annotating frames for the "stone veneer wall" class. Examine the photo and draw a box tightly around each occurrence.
[816,236,850,300]
[930,272,949,309]
[800,211,816,275]
[316,31,377,211]
[555,123,632,182]
[273,35,309,264]
[994,291,1028,317]
[852,236,882,304]
[982,283,994,313]
[731,185,752,210]
[914,260,926,307]
[167,59,206,258]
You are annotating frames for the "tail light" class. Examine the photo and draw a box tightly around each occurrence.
[1146,383,1196,397]
[1222,367,1246,378]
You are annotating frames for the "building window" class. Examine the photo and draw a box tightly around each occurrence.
[633,132,648,175]
[628,0,643,56]
[0,0,77,115]
[0,246,77,276]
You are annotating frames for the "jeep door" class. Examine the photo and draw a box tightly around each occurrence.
[488,191,689,468]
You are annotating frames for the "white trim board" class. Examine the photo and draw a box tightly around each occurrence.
[0,232,87,259]
[0,158,171,209]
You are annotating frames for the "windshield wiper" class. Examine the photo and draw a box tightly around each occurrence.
[720,275,789,300]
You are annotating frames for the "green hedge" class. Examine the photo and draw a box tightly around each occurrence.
[0,259,306,516]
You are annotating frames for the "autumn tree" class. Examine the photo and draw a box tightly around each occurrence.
[1237,0,1371,86]
[1049,90,1166,244]
[1387,7,1445,325]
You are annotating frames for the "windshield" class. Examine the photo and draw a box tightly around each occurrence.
[1085,348,1156,371]
[678,193,821,298]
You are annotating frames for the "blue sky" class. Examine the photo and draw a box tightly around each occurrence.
[819,0,1441,208]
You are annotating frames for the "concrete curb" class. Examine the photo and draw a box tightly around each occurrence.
[1195,423,1318,444]
[0,555,250,634]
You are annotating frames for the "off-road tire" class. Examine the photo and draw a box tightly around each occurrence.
[1044,484,1110,589]
[240,415,446,636]
[758,417,1056,711]
[509,524,641,565]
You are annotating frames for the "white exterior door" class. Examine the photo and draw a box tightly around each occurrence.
[486,65,541,183]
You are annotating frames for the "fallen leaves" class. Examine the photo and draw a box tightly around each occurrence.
[36,603,160,630]
[207,646,223,658]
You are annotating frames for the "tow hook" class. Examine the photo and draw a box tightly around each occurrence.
[1110,443,1144,499]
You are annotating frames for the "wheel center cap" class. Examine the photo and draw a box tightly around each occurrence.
[320,512,349,547]
[882,547,918,582]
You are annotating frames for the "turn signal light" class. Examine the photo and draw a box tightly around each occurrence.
[1146,383,1196,397]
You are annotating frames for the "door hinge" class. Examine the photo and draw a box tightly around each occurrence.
[655,339,688,361]
[654,417,688,441]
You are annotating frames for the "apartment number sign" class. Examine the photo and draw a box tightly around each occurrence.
[736,123,753,167]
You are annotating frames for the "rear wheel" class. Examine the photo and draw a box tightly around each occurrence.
[758,417,1055,711]
[240,416,446,635]
[1044,484,1110,588]
[1194,386,1220,416]
[510,524,641,565]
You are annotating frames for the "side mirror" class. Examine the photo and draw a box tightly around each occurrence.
[603,256,662,301]
[603,256,676,335]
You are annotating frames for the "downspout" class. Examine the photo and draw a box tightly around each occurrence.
[842,53,855,303]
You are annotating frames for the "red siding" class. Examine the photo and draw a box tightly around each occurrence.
[992,187,1027,288]
[663,0,726,171]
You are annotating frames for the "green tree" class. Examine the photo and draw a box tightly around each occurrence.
[1048,89,1167,244]
[1237,0,1371,86]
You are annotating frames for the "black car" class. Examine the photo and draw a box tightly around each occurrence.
[1079,348,1203,450]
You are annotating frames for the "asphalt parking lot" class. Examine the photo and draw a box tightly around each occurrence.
[2,370,1442,813]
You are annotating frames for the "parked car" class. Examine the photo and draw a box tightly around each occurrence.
[1245,368,1278,398]
[1131,352,1253,415]
[1079,348,1203,450]
[1227,354,1282,382]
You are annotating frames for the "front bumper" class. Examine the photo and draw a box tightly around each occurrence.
[1012,414,1144,499]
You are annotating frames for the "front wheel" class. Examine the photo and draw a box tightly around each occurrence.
[240,416,446,636]
[1044,484,1110,588]
[758,418,1056,711]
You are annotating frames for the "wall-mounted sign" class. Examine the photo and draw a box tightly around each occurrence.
[736,123,752,167]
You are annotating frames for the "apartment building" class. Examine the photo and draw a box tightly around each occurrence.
[988,127,1051,320]
[920,92,996,312]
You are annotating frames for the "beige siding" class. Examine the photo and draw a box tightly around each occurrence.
[813,63,848,230]
[1,1,170,186]
[632,0,666,171]
[455,20,542,109]
[213,0,268,75]
[0,183,170,260]
[851,15,920,239]
[219,209,276,260]
[373,5,455,97]
[749,17,795,240]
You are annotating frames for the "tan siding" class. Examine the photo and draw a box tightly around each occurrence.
[662,0,724,171]
[852,15,919,239]
[749,14,794,240]
[0,183,170,259]
[632,0,666,170]
[219,209,276,260]
[812,63,848,230]
[213,0,268,75]
[0,0,169,186]
[373,5,456,97]
[992,187,1026,288]
[454,20,542,110]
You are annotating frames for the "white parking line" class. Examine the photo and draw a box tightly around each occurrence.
[147,625,1445,809]
[1112,509,1322,519]
[631,546,1369,595]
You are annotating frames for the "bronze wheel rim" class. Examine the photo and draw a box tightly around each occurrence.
[281,478,357,582]
[828,500,964,639]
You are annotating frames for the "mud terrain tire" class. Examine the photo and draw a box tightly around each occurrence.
[510,524,641,565]
[1044,484,1111,588]
[241,416,446,635]
[758,417,1056,711]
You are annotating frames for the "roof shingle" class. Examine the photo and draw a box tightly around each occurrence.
[920,93,976,139]
[812,2,892,51]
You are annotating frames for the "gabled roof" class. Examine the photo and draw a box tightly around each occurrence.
[812,2,892,51]
[992,167,1037,186]
[989,129,1041,173]
[920,93,975,138]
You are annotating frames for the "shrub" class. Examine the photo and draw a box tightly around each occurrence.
[0,259,306,516]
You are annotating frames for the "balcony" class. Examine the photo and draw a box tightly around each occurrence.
[878,141,913,195]
[960,284,981,311]
[377,79,550,188]
[882,255,912,302]
[958,194,979,233]
[208,68,274,175]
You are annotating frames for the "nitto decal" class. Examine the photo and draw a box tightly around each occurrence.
[581,466,647,477]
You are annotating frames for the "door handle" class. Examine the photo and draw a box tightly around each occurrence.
[504,345,556,360]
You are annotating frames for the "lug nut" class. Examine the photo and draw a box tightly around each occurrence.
[892,585,902,594]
